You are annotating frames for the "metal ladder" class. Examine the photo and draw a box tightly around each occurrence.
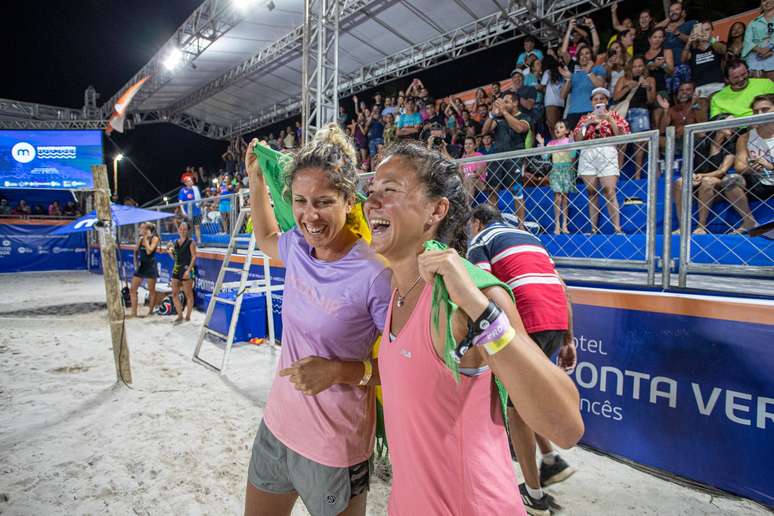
[193,205,282,374]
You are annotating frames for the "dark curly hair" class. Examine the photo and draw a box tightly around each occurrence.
[381,140,470,254]
[283,123,358,202]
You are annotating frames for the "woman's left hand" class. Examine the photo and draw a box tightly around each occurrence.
[418,248,488,319]
[279,356,339,395]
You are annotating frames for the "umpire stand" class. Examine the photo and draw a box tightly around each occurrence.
[193,192,283,375]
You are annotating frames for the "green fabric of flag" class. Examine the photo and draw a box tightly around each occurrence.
[253,144,296,232]
[423,240,514,424]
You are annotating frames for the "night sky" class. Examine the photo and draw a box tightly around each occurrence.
[1,0,755,204]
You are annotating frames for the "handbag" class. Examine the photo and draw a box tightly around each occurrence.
[611,80,640,119]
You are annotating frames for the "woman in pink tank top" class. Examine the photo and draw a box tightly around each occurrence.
[364,141,584,515]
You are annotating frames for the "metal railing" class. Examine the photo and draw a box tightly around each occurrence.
[676,112,774,288]
[455,130,661,286]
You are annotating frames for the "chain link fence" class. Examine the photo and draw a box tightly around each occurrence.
[675,112,774,288]
[456,131,660,286]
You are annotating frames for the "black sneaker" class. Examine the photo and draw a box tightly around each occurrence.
[540,454,576,487]
[519,483,558,516]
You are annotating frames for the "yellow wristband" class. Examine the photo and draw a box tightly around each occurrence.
[484,327,515,356]
[359,359,373,386]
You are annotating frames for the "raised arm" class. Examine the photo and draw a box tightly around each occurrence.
[245,140,281,260]
[610,4,627,32]
[560,19,575,62]
[420,249,583,449]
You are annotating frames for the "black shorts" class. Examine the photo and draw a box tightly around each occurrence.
[745,173,774,200]
[172,266,196,281]
[507,330,566,408]
[134,262,158,279]
[487,157,523,190]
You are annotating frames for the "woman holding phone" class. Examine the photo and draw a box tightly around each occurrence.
[128,222,160,317]
[573,88,631,234]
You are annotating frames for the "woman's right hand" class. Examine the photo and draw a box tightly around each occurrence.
[245,139,264,178]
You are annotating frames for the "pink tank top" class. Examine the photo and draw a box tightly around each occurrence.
[379,285,526,516]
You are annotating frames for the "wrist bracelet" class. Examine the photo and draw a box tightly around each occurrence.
[473,310,511,347]
[484,327,516,356]
[359,359,373,386]
[454,301,502,361]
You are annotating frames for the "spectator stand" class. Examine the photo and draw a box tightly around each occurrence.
[673,111,774,290]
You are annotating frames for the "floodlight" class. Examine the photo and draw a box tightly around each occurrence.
[163,48,183,71]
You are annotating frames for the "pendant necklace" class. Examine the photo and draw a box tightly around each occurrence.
[396,275,422,307]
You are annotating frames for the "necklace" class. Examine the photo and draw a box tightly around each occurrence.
[396,275,422,307]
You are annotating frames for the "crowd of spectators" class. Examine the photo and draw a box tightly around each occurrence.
[238,1,773,236]
[0,197,81,218]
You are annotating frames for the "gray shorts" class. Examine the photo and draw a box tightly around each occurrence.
[247,420,370,516]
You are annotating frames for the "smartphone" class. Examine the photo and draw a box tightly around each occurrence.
[593,104,606,115]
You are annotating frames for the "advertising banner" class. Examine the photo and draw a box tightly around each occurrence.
[571,303,774,506]
[0,130,103,190]
[0,223,87,272]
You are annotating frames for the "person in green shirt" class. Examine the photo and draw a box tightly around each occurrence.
[710,59,774,118]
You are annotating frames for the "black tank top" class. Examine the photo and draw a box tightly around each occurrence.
[629,79,649,109]
[138,237,157,267]
[646,48,667,91]
[174,238,192,271]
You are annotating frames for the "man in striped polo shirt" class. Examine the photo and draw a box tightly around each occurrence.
[468,204,577,516]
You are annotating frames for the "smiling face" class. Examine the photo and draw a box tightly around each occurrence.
[291,167,353,251]
[649,29,665,48]
[365,155,440,260]
[668,3,683,21]
[577,46,592,66]
[731,22,745,39]
[639,11,652,29]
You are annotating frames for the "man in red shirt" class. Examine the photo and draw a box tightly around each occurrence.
[468,204,577,515]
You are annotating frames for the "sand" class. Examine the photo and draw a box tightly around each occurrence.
[0,271,769,515]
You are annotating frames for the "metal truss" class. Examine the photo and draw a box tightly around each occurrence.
[223,0,616,138]
[98,0,252,119]
[302,0,340,142]
[0,98,86,122]
[167,0,393,116]
[128,110,230,139]
[0,119,108,130]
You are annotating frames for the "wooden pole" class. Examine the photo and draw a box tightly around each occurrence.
[92,164,132,384]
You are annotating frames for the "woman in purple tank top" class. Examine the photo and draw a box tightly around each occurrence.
[243,124,391,516]
[363,141,584,515]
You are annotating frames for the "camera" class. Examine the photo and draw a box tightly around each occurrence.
[432,136,444,147]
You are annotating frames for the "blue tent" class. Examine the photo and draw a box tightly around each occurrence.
[52,203,174,234]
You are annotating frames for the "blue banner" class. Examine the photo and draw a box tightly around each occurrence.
[571,304,774,505]
[0,223,87,272]
[0,130,103,190]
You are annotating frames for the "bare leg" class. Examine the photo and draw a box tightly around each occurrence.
[146,278,158,316]
[695,178,720,231]
[171,279,183,322]
[183,280,195,320]
[535,434,554,455]
[545,106,561,140]
[507,406,541,490]
[515,193,526,230]
[724,185,758,230]
[582,176,600,233]
[128,276,141,317]
[600,175,622,233]
[553,192,562,234]
[673,178,684,232]
[633,143,646,180]
[561,194,569,233]
[244,483,297,516]
[338,492,368,516]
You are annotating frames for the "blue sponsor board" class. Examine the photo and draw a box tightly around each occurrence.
[571,304,774,506]
[0,130,103,190]
[0,223,87,272]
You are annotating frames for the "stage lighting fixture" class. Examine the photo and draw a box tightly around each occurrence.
[116,153,124,161]
[234,0,254,11]
[163,48,183,71]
